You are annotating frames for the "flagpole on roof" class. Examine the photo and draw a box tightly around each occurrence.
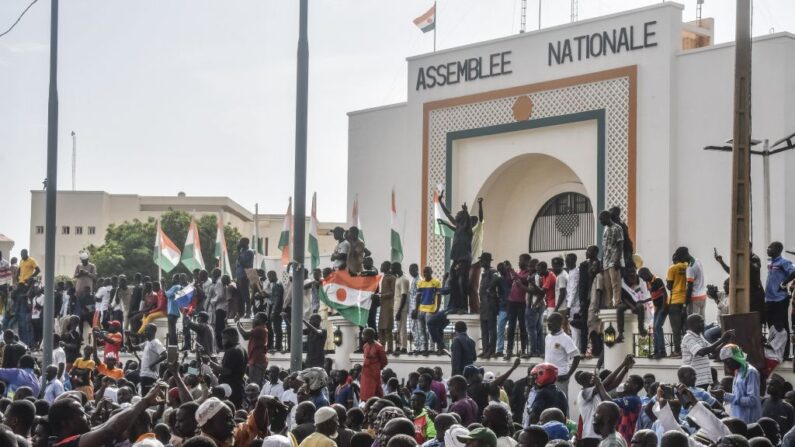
[433,1,437,52]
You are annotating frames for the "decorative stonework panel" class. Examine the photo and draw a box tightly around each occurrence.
[425,75,631,273]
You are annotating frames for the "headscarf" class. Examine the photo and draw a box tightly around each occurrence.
[531,363,559,387]
[299,367,329,392]
[196,397,226,427]
[444,425,470,447]
[374,407,406,446]
[719,344,749,377]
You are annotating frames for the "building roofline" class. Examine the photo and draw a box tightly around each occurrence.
[347,102,407,117]
[406,2,684,62]
[676,31,795,57]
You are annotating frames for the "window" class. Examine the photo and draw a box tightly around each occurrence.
[529,192,594,252]
[87,226,96,235]
[35,226,44,234]
[264,237,269,256]
[75,226,83,235]
[62,226,70,235]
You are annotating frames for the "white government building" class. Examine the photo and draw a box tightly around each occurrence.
[347,2,795,288]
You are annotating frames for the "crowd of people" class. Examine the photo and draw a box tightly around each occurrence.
[0,201,793,447]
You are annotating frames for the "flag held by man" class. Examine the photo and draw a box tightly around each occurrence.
[181,218,205,271]
[279,197,292,266]
[319,269,381,327]
[390,189,404,263]
[214,215,231,276]
[309,192,320,271]
[154,220,181,273]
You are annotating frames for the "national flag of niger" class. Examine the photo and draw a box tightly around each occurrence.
[413,4,436,33]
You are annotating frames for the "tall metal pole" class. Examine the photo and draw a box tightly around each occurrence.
[728,0,752,315]
[42,0,60,368]
[71,131,76,190]
[762,139,771,248]
[538,0,542,30]
[290,0,309,372]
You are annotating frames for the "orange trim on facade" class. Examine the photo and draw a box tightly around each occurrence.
[420,65,638,266]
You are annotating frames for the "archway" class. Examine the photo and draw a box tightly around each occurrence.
[473,153,593,263]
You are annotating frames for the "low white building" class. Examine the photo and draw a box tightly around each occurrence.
[347,2,795,289]
[29,190,342,276]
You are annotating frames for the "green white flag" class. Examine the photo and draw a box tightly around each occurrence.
[180,218,205,271]
[154,220,181,273]
[309,192,320,271]
[390,189,403,263]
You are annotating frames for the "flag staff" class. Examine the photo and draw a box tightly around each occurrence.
[433,1,437,52]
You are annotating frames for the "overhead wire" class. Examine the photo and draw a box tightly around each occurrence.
[0,0,39,39]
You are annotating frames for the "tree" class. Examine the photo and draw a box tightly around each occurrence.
[87,210,242,281]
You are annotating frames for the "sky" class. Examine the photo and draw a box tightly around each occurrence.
[1,0,793,258]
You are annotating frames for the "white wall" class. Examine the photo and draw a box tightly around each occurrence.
[347,103,417,265]
[672,34,795,294]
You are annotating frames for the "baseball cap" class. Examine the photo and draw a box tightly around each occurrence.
[457,427,497,447]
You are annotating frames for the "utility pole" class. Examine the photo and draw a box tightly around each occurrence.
[290,0,309,372]
[71,131,76,190]
[538,0,542,30]
[728,0,752,315]
[42,0,60,368]
[520,0,527,33]
[571,0,578,22]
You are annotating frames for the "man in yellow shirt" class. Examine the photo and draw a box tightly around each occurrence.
[666,259,689,359]
[16,250,39,285]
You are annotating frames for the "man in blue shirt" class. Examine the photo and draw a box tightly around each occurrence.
[719,343,761,424]
[164,274,184,346]
[0,354,40,397]
[765,242,795,344]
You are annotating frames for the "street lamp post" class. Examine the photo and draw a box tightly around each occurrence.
[290,0,309,372]
[704,132,795,250]
[42,0,60,368]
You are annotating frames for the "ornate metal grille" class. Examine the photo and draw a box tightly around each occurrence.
[529,192,594,252]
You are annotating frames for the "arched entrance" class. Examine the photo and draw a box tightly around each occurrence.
[474,153,594,263]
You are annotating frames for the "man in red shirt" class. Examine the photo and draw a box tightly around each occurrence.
[526,261,556,358]
[237,312,269,387]
[93,321,123,359]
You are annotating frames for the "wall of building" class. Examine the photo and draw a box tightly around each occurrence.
[672,34,795,287]
[29,191,343,277]
[347,103,412,264]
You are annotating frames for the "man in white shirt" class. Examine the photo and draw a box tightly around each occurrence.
[330,227,349,271]
[544,312,581,399]
[260,365,285,397]
[681,247,707,317]
[552,257,569,313]
[94,278,113,327]
[43,364,64,403]
[563,254,580,348]
[136,324,166,394]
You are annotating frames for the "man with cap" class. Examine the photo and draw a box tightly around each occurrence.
[457,427,498,447]
[195,395,270,447]
[74,251,97,309]
[299,406,339,447]
[478,252,501,359]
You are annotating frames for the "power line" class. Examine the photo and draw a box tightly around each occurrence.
[0,0,39,39]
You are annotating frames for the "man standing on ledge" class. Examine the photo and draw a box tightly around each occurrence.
[235,238,254,318]
[439,190,474,314]
[599,211,623,308]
